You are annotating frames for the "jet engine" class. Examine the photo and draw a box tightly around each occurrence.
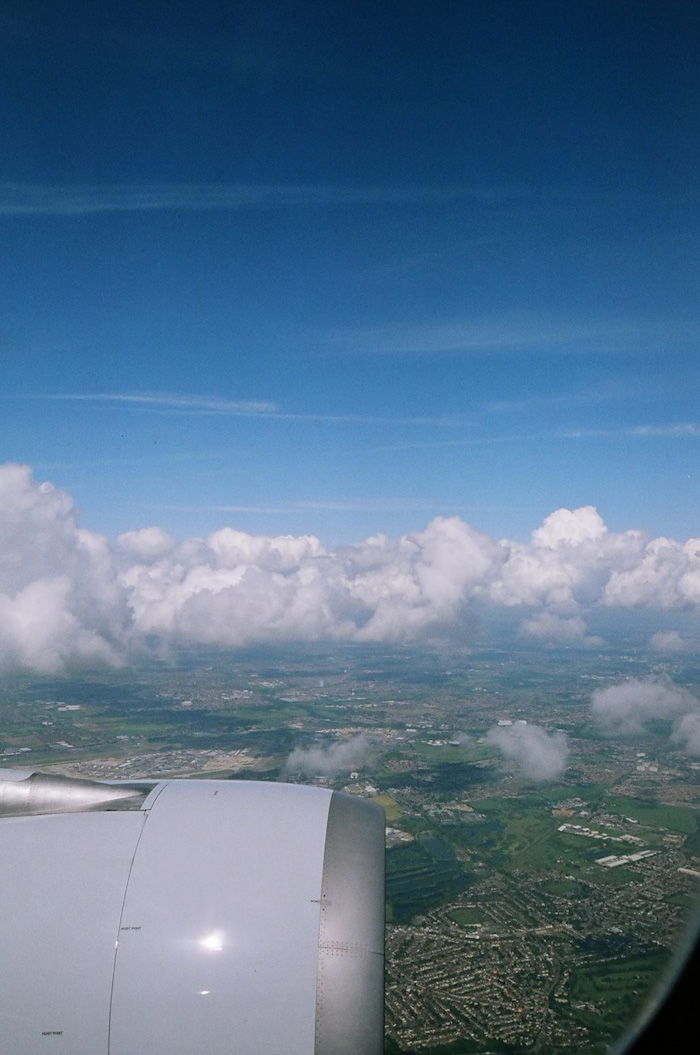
[0,769,385,1054]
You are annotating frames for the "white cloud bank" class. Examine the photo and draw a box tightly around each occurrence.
[486,722,568,781]
[2,463,700,673]
[0,465,129,672]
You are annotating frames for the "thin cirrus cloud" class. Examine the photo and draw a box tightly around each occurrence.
[147,498,491,517]
[485,374,685,415]
[564,424,700,439]
[376,434,537,453]
[16,392,464,428]
[485,389,621,414]
[322,320,648,357]
[0,182,529,216]
[26,392,280,415]
[4,463,700,678]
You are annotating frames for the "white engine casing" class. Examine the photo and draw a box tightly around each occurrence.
[0,774,385,1055]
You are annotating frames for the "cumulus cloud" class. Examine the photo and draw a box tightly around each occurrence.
[603,536,700,609]
[486,722,568,781]
[0,577,120,673]
[285,734,371,776]
[0,464,129,672]
[489,506,646,618]
[117,526,177,562]
[116,513,504,648]
[4,462,700,672]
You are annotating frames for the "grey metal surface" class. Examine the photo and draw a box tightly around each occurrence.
[0,770,150,816]
[315,791,386,1055]
[0,811,147,1054]
[0,775,386,1055]
[108,779,333,1055]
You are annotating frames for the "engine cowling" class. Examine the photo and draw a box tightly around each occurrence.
[0,771,385,1055]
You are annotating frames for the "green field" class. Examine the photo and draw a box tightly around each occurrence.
[665,891,697,910]
[500,813,563,871]
[604,796,698,834]
[684,818,700,854]
[410,741,475,763]
[445,803,607,874]
[374,793,402,822]
[448,906,483,926]
[584,864,638,886]
[563,949,672,1038]
[386,837,469,923]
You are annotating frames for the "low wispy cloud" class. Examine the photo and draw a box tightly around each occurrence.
[591,676,700,757]
[486,722,568,781]
[672,712,700,756]
[649,630,688,653]
[519,611,603,649]
[591,676,698,735]
[0,182,528,217]
[285,734,371,776]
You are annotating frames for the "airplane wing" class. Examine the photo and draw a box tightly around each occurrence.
[0,769,385,1055]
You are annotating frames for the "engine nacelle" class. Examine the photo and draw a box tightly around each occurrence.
[0,770,385,1054]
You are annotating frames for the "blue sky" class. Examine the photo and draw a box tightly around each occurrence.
[1,0,698,546]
